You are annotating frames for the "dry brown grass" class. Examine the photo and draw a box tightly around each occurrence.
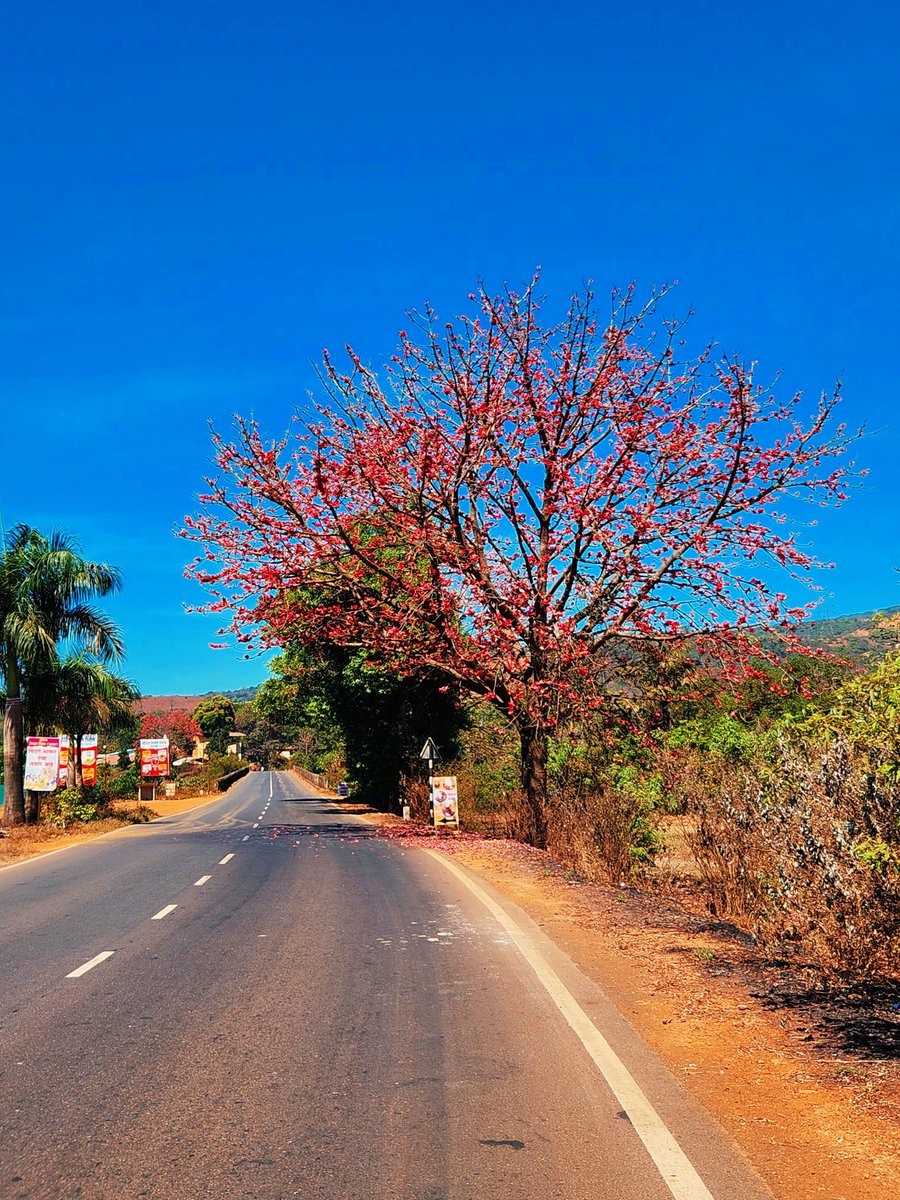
[0,815,131,865]
[0,793,216,868]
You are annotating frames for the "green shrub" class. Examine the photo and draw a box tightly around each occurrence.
[42,788,99,828]
[109,764,140,799]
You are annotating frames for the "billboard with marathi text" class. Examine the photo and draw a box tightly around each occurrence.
[81,734,99,787]
[139,737,170,778]
[24,737,61,793]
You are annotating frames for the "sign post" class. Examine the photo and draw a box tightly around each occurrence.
[419,737,439,825]
[81,734,99,787]
[138,736,170,805]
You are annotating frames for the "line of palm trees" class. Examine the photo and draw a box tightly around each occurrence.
[1,522,138,827]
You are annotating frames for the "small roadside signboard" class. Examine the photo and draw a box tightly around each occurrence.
[432,776,459,827]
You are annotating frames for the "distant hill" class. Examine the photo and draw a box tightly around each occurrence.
[795,605,900,664]
[212,686,260,704]
[137,685,260,714]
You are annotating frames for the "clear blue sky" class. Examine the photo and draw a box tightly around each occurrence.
[3,1,898,696]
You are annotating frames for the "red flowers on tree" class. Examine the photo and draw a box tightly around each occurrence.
[138,711,201,761]
[183,276,861,843]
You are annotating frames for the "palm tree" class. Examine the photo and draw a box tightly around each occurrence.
[27,655,139,798]
[1,523,123,827]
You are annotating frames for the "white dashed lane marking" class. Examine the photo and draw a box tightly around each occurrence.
[151,904,178,921]
[219,854,235,865]
[194,875,211,886]
[66,951,115,978]
[242,835,250,841]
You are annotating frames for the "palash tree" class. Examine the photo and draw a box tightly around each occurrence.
[1,523,123,827]
[183,276,862,845]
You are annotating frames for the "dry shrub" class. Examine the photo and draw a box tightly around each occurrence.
[399,774,432,822]
[545,782,663,884]
[751,736,900,981]
[665,752,768,920]
[670,738,900,982]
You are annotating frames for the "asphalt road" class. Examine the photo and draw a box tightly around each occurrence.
[0,772,774,1200]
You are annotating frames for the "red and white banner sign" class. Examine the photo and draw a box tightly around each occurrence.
[58,735,70,787]
[139,737,170,778]
[24,737,61,793]
[81,734,99,787]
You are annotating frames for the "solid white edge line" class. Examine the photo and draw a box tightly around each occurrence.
[219,853,235,864]
[423,850,716,1200]
[66,950,115,978]
[151,903,178,920]
[194,875,211,886]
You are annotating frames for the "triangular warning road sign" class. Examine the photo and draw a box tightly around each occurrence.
[419,737,439,761]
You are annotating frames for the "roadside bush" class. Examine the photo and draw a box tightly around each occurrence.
[670,734,900,981]
[546,767,668,884]
[666,749,768,920]
[203,752,250,785]
[109,764,140,799]
[751,735,900,980]
[42,787,101,828]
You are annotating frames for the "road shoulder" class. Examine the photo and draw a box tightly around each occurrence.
[345,808,899,1200]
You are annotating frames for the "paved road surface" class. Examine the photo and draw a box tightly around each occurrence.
[0,772,774,1199]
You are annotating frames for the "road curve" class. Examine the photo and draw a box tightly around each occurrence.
[0,772,774,1199]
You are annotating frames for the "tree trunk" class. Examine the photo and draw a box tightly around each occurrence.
[2,697,26,828]
[24,788,41,824]
[518,720,549,847]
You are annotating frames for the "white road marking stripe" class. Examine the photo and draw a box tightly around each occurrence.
[194,875,211,886]
[151,904,178,920]
[269,775,273,800]
[219,853,235,864]
[66,950,115,978]
[253,823,259,829]
[425,851,716,1200]
[242,835,250,841]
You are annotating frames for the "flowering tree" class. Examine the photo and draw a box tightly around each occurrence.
[184,277,860,843]
[138,711,201,761]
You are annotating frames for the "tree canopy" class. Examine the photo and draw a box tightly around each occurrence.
[184,276,861,842]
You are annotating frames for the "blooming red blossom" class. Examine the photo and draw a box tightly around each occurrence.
[182,276,861,843]
[138,711,201,760]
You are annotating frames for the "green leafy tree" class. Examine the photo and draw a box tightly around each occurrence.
[1,524,122,827]
[265,642,466,809]
[191,694,236,755]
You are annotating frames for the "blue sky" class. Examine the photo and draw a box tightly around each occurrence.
[3,1,898,695]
